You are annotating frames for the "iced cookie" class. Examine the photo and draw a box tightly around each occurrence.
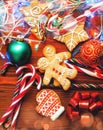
[54,21,89,52]
[36,89,65,121]
[37,45,78,90]
[19,0,50,39]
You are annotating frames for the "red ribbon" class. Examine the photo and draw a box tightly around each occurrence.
[67,92,103,120]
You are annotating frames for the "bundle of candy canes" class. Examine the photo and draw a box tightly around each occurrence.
[0,63,41,129]
[64,58,103,89]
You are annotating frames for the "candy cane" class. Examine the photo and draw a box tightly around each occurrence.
[47,1,103,35]
[10,70,42,130]
[46,14,59,32]
[0,64,36,126]
[0,72,34,126]
[16,65,42,90]
[1,62,22,128]
[35,73,42,90]
[10,69,42,129]
[0,64,42,129]
[3,72,24,129]
[0,77,33,126]
[9,103,21,130]
[59,1,103,34]
[71,83,103,89]
[0,62,13,74]
[65,60,103,79]
[10,73,33,130]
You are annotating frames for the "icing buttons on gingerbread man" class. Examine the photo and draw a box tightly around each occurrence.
[37,45,78,90]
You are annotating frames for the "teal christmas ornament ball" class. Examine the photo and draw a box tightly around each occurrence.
[6,40,32,66]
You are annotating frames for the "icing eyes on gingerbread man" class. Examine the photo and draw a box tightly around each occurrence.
[43,45,56,57]
[37,45,78,90]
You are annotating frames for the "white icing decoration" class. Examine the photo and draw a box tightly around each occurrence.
[51,106,65,121]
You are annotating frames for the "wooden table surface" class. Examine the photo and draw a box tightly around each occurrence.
[0,37,103,130]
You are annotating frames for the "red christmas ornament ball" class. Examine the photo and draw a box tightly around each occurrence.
[79,40,103,66]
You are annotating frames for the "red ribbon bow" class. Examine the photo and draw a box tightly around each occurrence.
[67,92,103,120]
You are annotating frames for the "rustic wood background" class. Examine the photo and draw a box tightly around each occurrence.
[0,37,103,130]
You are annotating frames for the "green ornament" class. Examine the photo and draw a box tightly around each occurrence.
[6,40,32,66]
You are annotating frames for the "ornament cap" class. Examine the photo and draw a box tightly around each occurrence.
[16,35,24,41]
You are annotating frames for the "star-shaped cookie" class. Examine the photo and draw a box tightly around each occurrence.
[19,0,50,39]
[54,21,89,52]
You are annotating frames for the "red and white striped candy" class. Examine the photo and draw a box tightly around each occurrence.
[72,83,103,89]
[0,64,42,129]
[0,70,35,126]
[0,62,13,74]
[65,61,103,79]
[10,72,33,130]
[47,1,103,35]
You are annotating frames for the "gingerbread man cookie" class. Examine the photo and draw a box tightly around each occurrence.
[37,45,78,90]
